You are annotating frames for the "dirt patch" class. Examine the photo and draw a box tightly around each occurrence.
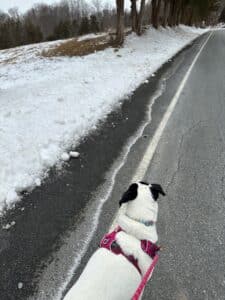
[42,35,114,57]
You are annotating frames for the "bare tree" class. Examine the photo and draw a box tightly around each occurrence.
[92,0,101,13]
[130,0,148,35]
[151,0,157,27]
[137,0,146,35]
[8,7,19,19]
[131,0,138,32]
[162,0,170,27]
[168,0,176,26]
[115,0,125,45]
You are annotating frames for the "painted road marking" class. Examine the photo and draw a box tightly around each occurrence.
[132,31,213,182]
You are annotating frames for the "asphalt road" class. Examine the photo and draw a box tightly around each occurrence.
[143,29,225,300]
[0,30,225,300]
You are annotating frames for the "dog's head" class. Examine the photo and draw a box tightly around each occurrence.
[118,181,165,242]
[119,181,165,207]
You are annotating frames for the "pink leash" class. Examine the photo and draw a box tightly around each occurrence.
[132,254,159,300]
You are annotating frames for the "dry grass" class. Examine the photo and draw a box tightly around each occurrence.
[42,35,114,58]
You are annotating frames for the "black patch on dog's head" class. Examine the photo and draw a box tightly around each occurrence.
[119,183,138,206]
[139,181,149,186]
[150,184,166,201]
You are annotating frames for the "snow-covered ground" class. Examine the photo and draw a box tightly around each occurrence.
[0,26,208,214]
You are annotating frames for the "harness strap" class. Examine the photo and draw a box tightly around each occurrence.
[100,227,142,275]
[100,227,160,277]
[132,254,159,300]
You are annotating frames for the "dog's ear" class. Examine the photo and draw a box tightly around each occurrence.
[150,184,166,201]
[119,183,138,206]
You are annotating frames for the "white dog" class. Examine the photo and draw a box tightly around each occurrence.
[64,181,165,300]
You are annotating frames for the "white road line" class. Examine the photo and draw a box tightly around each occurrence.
[110,31,213,229]
[132,31,213,182]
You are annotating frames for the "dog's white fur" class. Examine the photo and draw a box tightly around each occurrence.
[64,182,160,300]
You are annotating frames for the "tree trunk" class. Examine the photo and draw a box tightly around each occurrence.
[187,7,194,26]
[168,0,176,26]
[155,0,162,28]
[176,7,181,25]
[116,0,125,45]
[152,0,157,28]
[162,0,169,27]
[131,0,138,32]
[175,0,182,26]
[137,0,146,35]
[180,2,186,24]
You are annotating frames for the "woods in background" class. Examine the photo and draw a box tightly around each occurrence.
[0,0,120,49]
[116,0,224,44]
[0,0,224,50]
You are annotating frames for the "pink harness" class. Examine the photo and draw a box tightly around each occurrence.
[100,227,160,299]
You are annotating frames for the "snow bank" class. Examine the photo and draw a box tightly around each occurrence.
[0,26,208,214]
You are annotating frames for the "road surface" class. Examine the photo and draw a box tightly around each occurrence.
[143,29,225,300]
[0,30,225,300]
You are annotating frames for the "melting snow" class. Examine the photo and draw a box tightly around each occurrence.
[18,282,23,289]
[2,220,16,230]
[70,151,80,158]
